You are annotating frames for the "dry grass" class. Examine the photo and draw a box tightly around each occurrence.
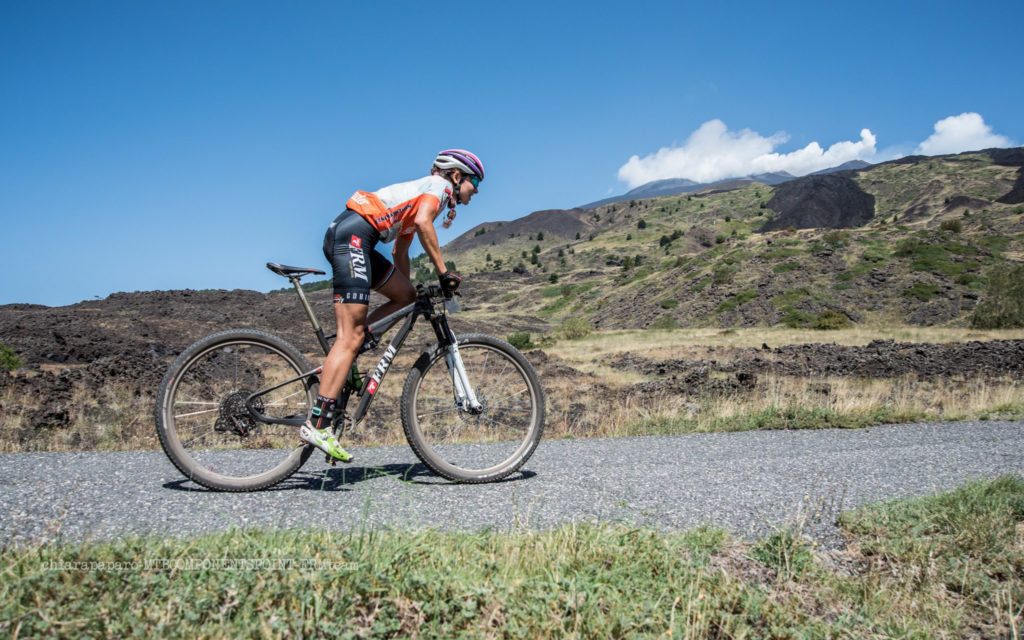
[538,326,1024,440]
[541,372,1024,440]
[0,381,158,453]
[2,327,1022,453]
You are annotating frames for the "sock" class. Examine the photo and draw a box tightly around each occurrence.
[310,394,336,430]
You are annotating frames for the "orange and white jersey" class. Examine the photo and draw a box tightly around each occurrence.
[346,175,452,243]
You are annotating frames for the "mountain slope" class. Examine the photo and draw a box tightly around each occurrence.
[441,148,1024,331]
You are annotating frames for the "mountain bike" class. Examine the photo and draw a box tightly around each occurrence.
[154,262,545,491]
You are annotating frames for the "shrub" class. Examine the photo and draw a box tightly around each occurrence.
[549,273,559,283]
[940,219,963,233]
[893,238,922,257]
[711,265,735,285]
[780,308,813,328]
[970,263,1024,328]
[1,343,22,371]
[811,310,851,330]
[649,314,679,331]
[506,332,535,350]
[637,219,647,229]
[560,317,591,340]
[660,298,679,309]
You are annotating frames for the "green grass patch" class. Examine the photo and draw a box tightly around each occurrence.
[621,265,654,285]
[772,261,800,274]
[979,235,1010,252]
[715,289,758,313]
[761,247,802,260]
[12,476,1020,640]
[771,287,810,308]
[539,296,571,317]
[903,282,941,301]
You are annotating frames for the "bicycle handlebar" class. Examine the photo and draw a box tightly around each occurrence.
[416,283,457,301]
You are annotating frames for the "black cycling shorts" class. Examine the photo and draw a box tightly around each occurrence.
[322,210,396,304]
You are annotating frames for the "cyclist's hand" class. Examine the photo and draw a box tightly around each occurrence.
[439,271,462,293]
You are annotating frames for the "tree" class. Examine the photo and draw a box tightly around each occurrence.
[637,219,647,229]
[537,231,544,241]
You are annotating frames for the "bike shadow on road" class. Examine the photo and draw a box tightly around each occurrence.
[163,464,536,492]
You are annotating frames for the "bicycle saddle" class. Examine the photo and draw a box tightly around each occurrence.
[266,263,326,278]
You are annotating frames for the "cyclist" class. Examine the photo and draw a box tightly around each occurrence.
[300,149,484,461]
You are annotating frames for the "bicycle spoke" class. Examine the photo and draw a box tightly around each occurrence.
[174,407,220,419]
[157,333,315,489]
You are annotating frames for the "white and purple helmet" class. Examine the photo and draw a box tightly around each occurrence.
[433,149,484,181]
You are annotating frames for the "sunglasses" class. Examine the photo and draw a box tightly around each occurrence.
[463,175,480,189]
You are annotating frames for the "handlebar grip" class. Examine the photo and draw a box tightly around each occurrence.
[415,284,448,299]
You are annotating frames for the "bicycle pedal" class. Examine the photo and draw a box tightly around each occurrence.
[326,454,337,466]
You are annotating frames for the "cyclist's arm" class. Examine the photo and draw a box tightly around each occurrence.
[412,198,447,275]
[392,233,414,278]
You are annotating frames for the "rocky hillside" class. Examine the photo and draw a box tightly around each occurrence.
[439,148,1024,330]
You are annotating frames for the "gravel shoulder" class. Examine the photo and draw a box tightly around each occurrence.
[2,420,1022,547]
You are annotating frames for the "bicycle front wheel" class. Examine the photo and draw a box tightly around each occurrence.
[155,329,316,491]
[400,334,545,483]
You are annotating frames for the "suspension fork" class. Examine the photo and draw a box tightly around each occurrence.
[430,309,483,414]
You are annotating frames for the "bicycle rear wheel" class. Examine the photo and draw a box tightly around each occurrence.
[400,334,544,482]
[154,329,316,491]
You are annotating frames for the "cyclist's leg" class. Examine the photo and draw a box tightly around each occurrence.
[320,210,380,401]
[306,211,379,460]
[367,256,416,326]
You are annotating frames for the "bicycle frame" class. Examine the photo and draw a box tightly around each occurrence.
[245,277,468,429]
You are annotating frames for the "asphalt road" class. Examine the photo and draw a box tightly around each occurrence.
[2,420,1022,546]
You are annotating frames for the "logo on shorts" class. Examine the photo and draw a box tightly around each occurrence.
[349,240,368,283]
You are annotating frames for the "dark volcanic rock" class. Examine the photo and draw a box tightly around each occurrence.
[996,168,1024,205]
[759,174,876,231]
[607,339,1024,382]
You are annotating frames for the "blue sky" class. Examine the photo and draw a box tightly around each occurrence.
[2,0,1021,306]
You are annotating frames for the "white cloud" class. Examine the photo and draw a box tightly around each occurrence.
[617,120,877,188]
[914,112,1011,155]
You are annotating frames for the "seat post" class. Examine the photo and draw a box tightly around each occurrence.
[291,276,331,354]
